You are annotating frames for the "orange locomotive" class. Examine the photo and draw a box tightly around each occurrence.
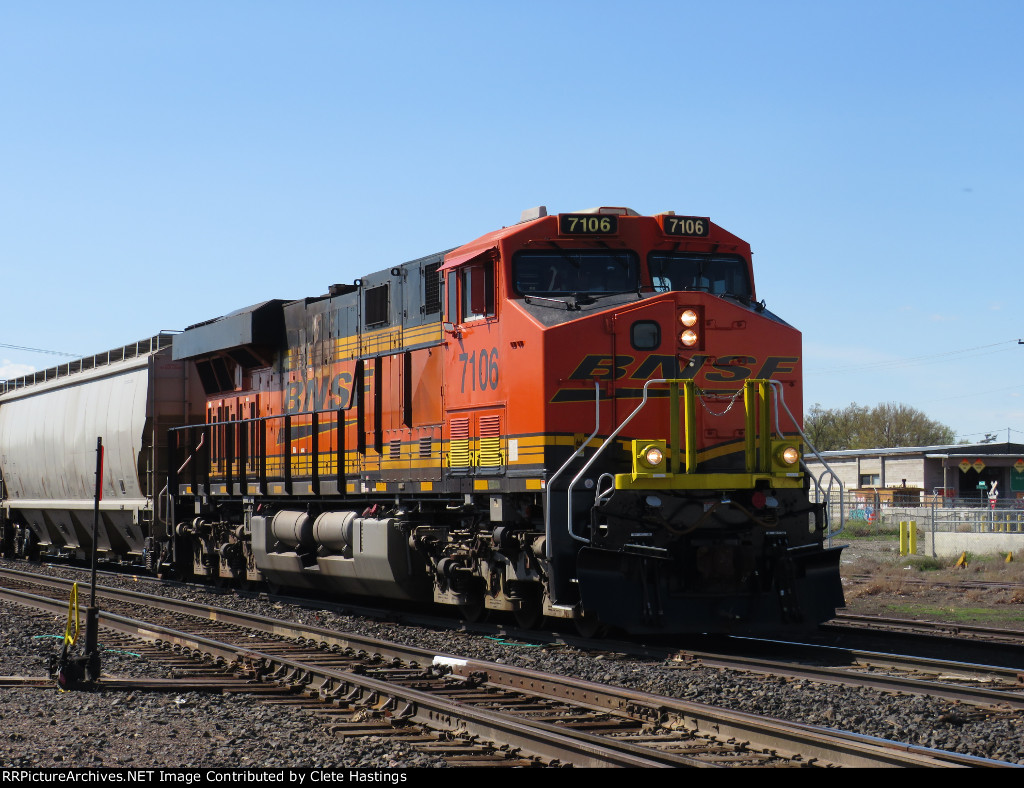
[168,206,844,634]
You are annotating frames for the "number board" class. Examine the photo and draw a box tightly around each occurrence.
[559,214,618,235]
[662,215,710,237]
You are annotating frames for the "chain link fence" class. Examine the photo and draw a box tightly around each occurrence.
[823,491,1024,559]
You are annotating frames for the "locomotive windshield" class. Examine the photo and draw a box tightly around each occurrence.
[648,252,752,298]
[512,250,640,296]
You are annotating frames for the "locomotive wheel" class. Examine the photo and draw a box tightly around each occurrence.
[512,599,544,630]
[573,609,608,639]
[458,594,488,623]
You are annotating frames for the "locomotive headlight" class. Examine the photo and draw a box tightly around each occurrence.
[772,441,802,470]
[632,439,668,477]
[677,308,702,348]
[643,445,665,468]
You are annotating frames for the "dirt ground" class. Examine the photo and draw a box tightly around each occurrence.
[834,535,1024,629]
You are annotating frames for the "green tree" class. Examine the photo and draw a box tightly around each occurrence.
[803,402,867,451]
[803,402,956,451]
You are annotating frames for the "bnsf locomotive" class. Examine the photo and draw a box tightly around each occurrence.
[0,206,844,635]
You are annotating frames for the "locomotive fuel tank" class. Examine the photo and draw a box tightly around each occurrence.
[251,510,429,599]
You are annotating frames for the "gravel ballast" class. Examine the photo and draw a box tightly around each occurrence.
[2,558,1023,767]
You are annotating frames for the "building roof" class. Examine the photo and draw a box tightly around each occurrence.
[806,441,1024,460]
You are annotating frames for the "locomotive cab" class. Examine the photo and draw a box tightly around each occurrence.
[435,207,844,633]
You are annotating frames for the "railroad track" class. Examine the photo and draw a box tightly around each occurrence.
[8,563,1024,709]
[670,640,1024,711]
[806,612,1024,670]
[832,612,1024,644]
[34,559,1024,666]
[845,574,1024,594]
[0,567,1004,768]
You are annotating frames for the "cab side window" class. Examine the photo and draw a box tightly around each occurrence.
[458,260,495,323]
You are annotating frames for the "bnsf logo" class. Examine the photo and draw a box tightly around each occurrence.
[284,371,354,414]
[567,354,799,382]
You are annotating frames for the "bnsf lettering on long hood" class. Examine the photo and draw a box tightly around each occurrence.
[284,369,353,413]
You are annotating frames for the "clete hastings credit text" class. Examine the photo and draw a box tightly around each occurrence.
[0,772,408,784]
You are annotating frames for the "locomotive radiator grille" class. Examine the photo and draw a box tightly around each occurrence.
[478,415,503,468]
[449,418,471,468]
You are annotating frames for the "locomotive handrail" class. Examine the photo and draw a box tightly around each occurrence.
[175,432,206,476]
[766,380,846,541]
[157,484,169,529]
[564,379,845,546]
[565,378,675,544]
[158,432,206,529]
[814,470,846,544]
[544,382,601,557]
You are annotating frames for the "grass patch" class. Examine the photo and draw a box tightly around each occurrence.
[843,531,899,542]
[896,555,944,571]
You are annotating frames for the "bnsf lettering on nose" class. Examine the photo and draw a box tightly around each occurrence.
[567,354,799,382]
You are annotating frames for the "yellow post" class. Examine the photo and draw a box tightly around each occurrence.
[64,582,80,647]
[669,381,681,475]
[899,521,908,556]
[743,381,756,472]
[683,381,697,474]
[908,521,917,555]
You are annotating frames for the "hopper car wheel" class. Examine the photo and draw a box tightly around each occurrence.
[573,609,608,639]
[265,580,283,596]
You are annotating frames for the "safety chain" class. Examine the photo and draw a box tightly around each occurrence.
[695,386,746,417]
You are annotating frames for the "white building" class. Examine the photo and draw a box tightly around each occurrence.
[803,441,1024,504]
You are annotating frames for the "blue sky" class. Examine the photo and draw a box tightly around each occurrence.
[1,1,1021,444]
